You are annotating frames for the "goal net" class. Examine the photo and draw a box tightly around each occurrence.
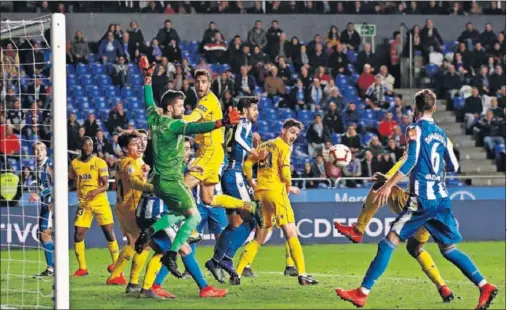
[0,14,68,309]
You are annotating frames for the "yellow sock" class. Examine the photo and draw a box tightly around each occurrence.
[110,245,134,278]
[130,249,150,285]
[236,240,260,276]
[285,241,295,267]
[287,237,306,275]
[142,254,162,290]
[416,250,446,288]
[210,194,246,209]
[356,190,382,233]
[75,240,87,270]
[108,240,120,264]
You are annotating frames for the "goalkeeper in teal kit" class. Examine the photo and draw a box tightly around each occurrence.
[134,56,241,277]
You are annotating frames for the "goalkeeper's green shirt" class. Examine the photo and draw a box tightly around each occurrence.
[145,85,216,180]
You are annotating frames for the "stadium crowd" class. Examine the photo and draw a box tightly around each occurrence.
[0,1,506,198]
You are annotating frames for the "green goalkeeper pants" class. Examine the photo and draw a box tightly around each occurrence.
[153,175,196,215]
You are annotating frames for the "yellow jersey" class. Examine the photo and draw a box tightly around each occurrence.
[385,153,406,179]
[246,137,292,192]
[71,156,109,206]
[116,156,146,212]
[183,91,224,148]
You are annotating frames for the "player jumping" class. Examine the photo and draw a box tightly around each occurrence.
[336,90,497,309]
[30,142,54,278]
[234,119,319,286]
[69,137,119,276]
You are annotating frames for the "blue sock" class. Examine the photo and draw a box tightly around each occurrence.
[182,251,208,289]
[190,242,196,255]
[42,241,54,269]
[225,220,254,258]
[213,226,235,262]
[442,246,484,286]
[154,265,169,286]
[361,238,396,290]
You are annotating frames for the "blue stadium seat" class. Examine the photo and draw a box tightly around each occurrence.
[331,133,342,145]
[127,97,142,109]
[495,144,505,156]
[265,110,279,121]
[350,73,360,85]
[335,74,349,86]
[95,74,112,86]
[93,97,108,109]
[67,74,78,86]
[121,86,135,98]
[128,63,139,75]
[91,63,106,75]
[218,64,230,73]
[298,110,313,122]
[347,63,356,74]
[80,74,95,86]
[79,100,92,110]
[88,53,96,63]
[292,157,306,172]
[279,108,295,119]
[109,96,123,106]
[71,86,85,97]
[361,132,376,146]
[453,96,465,110]
[288,64,295,74]
[66,64,75,74]
[67,97,76,109]
[443,41,457,54]
[272,96,282,106]
[346,50,357,63]
[81,109,95,119]
[76,64,90,75]
[261,107,276,118]
[103,86,119,97]
[258,97,273,110]
[255,86,264,94]
[376,110,386,121]
[130,74,143,85]
[87,86,103,97]
[425,64,439,78]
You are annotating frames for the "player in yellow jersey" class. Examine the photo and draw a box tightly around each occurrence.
[107,130,154,294]
[235,119,319,286]
[334,151,454,302]
[69,137,119,276]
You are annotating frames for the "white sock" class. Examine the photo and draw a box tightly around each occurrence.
[478,279,488,288]
[360,287,370,295]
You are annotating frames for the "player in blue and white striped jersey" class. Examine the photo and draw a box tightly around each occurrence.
[30,142,54,278]
[336,90,497,310]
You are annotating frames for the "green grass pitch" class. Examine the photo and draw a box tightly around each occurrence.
[1,242,505,309]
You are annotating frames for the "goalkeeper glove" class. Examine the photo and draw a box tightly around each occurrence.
[215,107,241,128]
[138,56,156,85]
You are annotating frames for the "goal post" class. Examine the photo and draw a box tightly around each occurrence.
[51,13,69,310]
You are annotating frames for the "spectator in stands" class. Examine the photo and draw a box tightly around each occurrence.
[109,132,122,158]
[83,112,99,138]
[4,88,17,110]
[328,43,349,77]
[221,90,235,113]
[490,65,505,94]
[493,32,505,58]
[484,1,504,15]
[390,32,402,87]
[120,32,136,64]
[422,1,442,14]
[458,22,480,49]
[323,79,337,99]
[110,56,130,87]
[476,110,505,158]
[490,97,505,119]
[356,43,378,73]
[378,111,398,139]
[340,22,361,51]
[366,74,389,106]
[323,102,344,134]
[235,66,256,97]
[311,154,327,184]
[357,64,375,97]
[324,87,345,112]
[228,35,243,66]
[165,39,182,64]
[264,66,285,98]
[151,65,170,101]
[94,129,112,158]
[386,137,404,161]
[6,100,24,134]
[307,34,323,55]
[25,42,46,77]
[321,141,333,162]
[309,41,325,68]
[498,86,506,109]
[367,135,384,156]
[289,78,309,111]
[159,57,176,80]
[71,30,89,65]
[266,20,283,55]
[464,87,483,133]
[327,25,340,48]
[342,102,360,127]
[141,1,162,13]
[251,45,269,69]
[392,125,406,146]
[275,56,291,82]
[248,20,267,51]
[443,64,463,99]
[468,1,482,15]
[0,124,20,157]
[471,42,488,71]
[378,151,395,174]
[302,162,318,189]
[308,78,323,110]
[480,23,497,51]
[379,65,395,92]
[98,31,122,64]
[67,111,81,147]
[360,150,378,185]
[182,80,198,111]
[473,65,492,96]
[156,19,180,48]
[341,124,361,154]
[27,77,48,109]
[204,32,227,64]
[113,24,124,42]
[107,102,129,134]
[127,21,145,51]
[420,19,443,52]
[306,114,330,157]
[342,153,361,188]
[213,71,234,100]
[21,166,34,191]
[172,66,185,91]
[269,32,290,62]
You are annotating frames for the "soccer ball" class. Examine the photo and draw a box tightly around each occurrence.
[329,144,352,168]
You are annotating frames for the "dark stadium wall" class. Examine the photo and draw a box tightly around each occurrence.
[1,200,505,249]
[2,13,506,44]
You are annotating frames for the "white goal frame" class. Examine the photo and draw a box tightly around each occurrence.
[1,13,69,309]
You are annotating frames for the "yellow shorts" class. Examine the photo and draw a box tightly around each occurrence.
[256,189,295,229]
[189,146,224,185]
[116,206,139,237]
[387,186,429,244]
[74,203,114,228]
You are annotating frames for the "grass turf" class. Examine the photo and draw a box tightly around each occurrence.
[1,242,505,309]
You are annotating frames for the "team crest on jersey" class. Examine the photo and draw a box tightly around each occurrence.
[127,165,135,175]
[238,182,244,187]
[90,165,96,170]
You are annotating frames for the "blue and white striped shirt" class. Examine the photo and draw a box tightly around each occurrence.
[225,117,253,170]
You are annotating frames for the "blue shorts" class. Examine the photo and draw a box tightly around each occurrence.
[39,203,52,231]
[196,204,227,235]
[152,226,178,252]
[391,197,462,245]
